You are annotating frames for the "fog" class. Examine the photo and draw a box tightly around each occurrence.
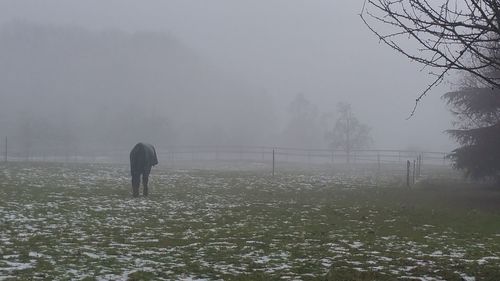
[0,1,455,156]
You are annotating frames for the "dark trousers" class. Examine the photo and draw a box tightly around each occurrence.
[131,166,152,197]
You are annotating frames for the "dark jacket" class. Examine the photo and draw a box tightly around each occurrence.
[130,142,158,175]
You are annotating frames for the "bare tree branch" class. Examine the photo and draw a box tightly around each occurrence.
[361,0,500,117]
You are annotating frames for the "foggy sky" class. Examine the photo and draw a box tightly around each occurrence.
[0,1,455,151]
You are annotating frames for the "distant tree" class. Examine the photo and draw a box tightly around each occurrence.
[361,0,500,116]
[283,93,322,148]
[326,102,372,163]
[443,69,500,182]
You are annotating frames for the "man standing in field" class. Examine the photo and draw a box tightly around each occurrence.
[129,142,158,197]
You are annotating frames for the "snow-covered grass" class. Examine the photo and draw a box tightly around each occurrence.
[0,162,500,280]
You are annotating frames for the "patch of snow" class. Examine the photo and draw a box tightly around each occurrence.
[1,261,34,271]
[456,272,475,281]
[348,241,363,249]
[477,256,499,265]
[83,252,100,259]
[178,275,210,281]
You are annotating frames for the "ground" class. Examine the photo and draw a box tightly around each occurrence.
[1,162,500,280]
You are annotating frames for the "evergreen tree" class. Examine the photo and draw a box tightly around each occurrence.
[444,83,500,182]
[443,39,500,183]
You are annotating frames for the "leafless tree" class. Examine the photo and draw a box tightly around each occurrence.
[326,102,372,163]
[361,0,500,117]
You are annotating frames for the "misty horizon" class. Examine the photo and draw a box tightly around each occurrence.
[0,1,456,154]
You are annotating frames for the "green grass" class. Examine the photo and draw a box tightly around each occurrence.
[0,162,500,280]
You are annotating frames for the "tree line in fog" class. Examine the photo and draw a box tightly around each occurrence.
[0,22,371,157]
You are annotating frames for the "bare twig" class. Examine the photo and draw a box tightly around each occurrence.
[361,0,500,118]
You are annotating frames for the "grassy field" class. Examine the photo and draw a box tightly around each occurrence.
[1,162,500,280]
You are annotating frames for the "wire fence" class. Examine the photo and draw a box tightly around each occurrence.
[2,140,451,169]
[1,138,462,185]
[161,146,455,180]
[158,145,450,167]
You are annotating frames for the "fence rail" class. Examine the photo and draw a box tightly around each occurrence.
[2,142,450,167]
[159,145,449,167]
[2,141,458,184]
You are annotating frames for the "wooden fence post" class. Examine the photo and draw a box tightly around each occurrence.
[418,154,422,177]
[406,160,411,188]
[272,148,275,177]
[377,153,381,171]
[413,159,416,184]
[4,136,7,163]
